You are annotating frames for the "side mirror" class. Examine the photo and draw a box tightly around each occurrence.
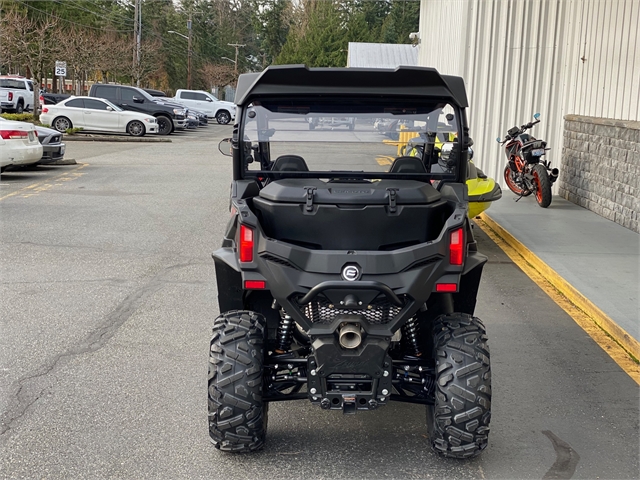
[206,97,213,102]
[496,137,501,143]
[218,138,232,157]
[533,112,540,120]
[106,106,113,111]
[132,96,144,104]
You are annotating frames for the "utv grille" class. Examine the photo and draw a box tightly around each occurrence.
[302,297,401,325]
[403,256,440,271]
[260,253,299,270]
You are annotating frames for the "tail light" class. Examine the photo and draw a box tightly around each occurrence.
[239,225,254,262]
[39,95,44,103]
[42,107,49,113]
[8,92,13,101]
[436,283,458,292]
[449,228,464,265]
[0,129,29,140]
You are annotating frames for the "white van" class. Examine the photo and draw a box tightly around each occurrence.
[173,89,236,124]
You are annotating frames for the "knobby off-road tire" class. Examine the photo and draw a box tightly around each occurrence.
[532,163,552,208]
[208,310,268,452]
[427,313,491,459]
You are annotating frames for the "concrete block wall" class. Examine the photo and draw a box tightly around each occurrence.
[560,115,639,233]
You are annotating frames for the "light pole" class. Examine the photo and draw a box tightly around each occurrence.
[221,56,237,73]
[168,20,192,89]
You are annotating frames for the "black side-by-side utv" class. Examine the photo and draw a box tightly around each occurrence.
[209,65,491,459]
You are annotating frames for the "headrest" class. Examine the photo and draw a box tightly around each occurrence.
[389,156,427,174]
[272,155,309,172]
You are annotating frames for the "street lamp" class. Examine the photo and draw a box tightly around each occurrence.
[221,56,236,72]
[167,30,187,39]
[168,22,192,89]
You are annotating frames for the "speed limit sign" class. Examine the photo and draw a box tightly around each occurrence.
[55,61,67,77]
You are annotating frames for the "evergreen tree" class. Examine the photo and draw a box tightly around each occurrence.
[382,0,420,44]
[276,1,348,67]
[249,0,292,66]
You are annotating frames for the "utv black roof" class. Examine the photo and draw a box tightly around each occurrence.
[234,65,469,108]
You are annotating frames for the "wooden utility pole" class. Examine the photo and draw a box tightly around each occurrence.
[133,0,141,86]
[227,43,245,74]
[187,16,192,89]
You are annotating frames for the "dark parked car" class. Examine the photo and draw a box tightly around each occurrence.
[39,92,71,105]
[89,84,187,135]
[35,125,65,164]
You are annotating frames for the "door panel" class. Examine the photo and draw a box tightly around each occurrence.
[60,98,85,129]
[82,98,118,131]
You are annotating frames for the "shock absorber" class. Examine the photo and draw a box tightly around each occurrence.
[402,316,422,357]
[422,372,436,397]
[276,310,295,353]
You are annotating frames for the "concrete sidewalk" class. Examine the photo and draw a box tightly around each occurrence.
[478,193,639,352]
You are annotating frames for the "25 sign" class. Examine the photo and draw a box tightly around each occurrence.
[55,61,67,77]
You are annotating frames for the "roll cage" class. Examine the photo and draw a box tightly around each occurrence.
[230,65,472,185]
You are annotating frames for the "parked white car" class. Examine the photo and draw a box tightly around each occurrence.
[0,117,43,172]
[40,96,158,136]
[173,89,235,124]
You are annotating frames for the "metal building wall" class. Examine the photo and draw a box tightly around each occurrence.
[417,0,640,189]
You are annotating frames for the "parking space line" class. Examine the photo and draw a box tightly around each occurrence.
[475,214,640,385]
[376,156,393,166]
[0,163,88,202]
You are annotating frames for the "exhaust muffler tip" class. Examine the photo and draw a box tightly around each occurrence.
[339,324,362,349]
[549,168,559,184]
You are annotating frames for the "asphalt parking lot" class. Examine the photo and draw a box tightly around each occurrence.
[1,125,638,479]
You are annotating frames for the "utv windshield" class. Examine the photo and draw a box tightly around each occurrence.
[240,98,462,181]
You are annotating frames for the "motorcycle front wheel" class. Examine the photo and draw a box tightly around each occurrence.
[503,165,531,196]
[532,164,552,208]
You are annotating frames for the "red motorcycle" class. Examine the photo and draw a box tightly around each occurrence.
[497,113,558,208]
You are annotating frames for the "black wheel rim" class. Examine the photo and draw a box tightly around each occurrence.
[157,118,170,134]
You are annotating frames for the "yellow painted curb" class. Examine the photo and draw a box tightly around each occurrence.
[476,212,640,384]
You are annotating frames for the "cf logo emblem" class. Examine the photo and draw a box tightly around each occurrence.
[342,264,361,282]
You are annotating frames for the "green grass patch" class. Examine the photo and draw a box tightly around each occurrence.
[1,113,38,122]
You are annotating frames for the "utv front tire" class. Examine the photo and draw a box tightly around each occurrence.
[208,310,268,452]
[427,313,491,459]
